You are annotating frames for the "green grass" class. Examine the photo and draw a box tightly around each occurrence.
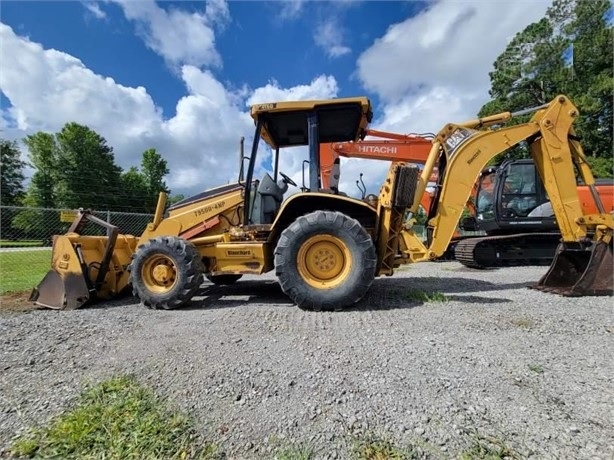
[353,435,415,460]
[509,316,535,329]
[0,239,45,248]
[459,432,521,460]
[404,289,448,303]
[272,444,314,460]
[11,375,219,460]
[528,363,545,374]
[0,249,52,294]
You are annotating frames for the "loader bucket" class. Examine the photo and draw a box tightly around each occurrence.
[29,235,93,310]
[29,267,91,310]
[533,240,613,296]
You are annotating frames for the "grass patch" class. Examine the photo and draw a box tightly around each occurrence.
[10,375,219,460]
[404,289,448,303]
[354,434,415,460]
[272,443,314,460]
[0,249,51,294]
[509,316,535,329]
[459,431,521,460]
[528,363,544,374]
[0,240,45,248]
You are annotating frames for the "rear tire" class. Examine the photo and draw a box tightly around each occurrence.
[206,274,243,285]
[274,211,376,311]
[129,236,204,310]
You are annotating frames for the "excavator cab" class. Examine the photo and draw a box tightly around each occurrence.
[474,159,558,234]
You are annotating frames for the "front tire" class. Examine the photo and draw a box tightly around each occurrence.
[274,211,376,311]
[129,236,204,310]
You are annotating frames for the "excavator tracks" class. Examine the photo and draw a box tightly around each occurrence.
[454,233,562,269]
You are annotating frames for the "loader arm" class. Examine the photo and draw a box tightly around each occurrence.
[392,95,613,266]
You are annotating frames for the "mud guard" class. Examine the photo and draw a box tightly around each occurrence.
[533,240,613,296]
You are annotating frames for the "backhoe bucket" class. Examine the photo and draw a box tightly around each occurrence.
[29,235,93,310]
[533,240,613,296]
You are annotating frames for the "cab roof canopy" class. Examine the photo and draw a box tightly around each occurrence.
[250,97,372,149]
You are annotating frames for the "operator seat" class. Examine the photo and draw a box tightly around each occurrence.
[251,173,288,224]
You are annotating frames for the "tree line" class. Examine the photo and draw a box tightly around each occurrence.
[479,0,613,177]
[0,123,186,240]
[1,122,183,212]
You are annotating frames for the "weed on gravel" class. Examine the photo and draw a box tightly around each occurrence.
[458,431,521,460]
[9,375,219,460]
[353,434,416,459]
[403,290,448,303]
[271,443,314,459]
[528,363,545,374]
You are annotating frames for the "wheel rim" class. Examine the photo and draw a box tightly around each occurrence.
[297,234,351,289]
[142,254,178,293]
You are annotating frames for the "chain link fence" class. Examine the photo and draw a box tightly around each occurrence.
[0,206,153,294]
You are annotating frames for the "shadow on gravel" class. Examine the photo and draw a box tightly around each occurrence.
[180,280,292,311]
[45,275,534,313]
[177,276,532,312]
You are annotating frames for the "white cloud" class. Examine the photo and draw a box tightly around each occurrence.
[205,0,231,29]
[0,23,337,197]
[357,0,550,103]
[112,0,225,69]
[248,75,338,105]
[343,0,552,196]
[277,0,305,20]
[314,19,351,58]
[82,1,107,19]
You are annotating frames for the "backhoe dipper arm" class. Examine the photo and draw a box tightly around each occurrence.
[399,95,610,261]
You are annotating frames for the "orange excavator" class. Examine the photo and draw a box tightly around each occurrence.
[320,129,438,213]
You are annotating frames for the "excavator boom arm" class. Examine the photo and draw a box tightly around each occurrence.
[320,129,433,189]
[393,96,613,266]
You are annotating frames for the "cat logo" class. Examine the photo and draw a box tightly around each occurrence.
[226,249,252,257]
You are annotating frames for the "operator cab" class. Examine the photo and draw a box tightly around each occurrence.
[474,159,557,235]
[243,98,372,225]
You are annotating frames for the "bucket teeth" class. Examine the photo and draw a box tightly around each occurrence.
[533,240,613,296]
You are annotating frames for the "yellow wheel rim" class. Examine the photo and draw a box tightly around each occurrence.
[297,235,351,289]
[142,255,178,293]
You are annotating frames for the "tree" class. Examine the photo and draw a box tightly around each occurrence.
[479,0,613,173]
[21,123,172,214]
[23,132,57,208]
[118,149,170,213]
[0,139,25,206]
[120,166,149,213]
[55,123,123,209]
[168,194,185,206]
[140,148,169,211]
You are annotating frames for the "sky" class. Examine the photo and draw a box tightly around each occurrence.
[0,0,553,199]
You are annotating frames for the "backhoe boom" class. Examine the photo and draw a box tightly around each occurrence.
[386,95,612,295]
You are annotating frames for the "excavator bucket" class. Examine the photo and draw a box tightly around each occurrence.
[533,240,613,296]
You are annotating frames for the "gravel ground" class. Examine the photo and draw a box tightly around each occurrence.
[1,261,613,459]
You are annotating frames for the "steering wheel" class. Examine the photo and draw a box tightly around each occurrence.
[279,171,297,187]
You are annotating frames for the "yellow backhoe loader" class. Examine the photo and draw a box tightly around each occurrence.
[30,95,613,311]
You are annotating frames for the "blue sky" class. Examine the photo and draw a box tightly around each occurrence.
[0,0,552,197]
